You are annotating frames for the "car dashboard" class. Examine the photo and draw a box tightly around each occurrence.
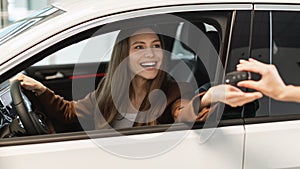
[0,80,16,130]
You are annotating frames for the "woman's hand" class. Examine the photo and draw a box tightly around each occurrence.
[201,84,263,107]
[10,74,47,95]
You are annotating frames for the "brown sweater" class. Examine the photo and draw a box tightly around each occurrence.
[38,82,210,130]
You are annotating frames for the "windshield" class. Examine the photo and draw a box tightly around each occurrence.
[0,6,64,45]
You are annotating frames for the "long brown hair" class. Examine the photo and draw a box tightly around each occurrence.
[95,26,167,129]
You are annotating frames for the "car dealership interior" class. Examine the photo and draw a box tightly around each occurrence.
[0,0,50,28]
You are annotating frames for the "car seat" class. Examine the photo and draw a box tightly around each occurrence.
[169,21,221,90]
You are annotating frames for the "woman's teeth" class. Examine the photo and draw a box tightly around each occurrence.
[140,62,157,68]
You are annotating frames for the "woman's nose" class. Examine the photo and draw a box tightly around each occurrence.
[144,48,154,58]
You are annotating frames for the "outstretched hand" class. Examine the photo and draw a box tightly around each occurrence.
[201,84,263,107]
[236,58,286,100]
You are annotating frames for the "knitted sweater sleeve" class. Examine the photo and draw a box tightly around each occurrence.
[37,89,97,124]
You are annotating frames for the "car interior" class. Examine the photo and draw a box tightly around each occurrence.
[0,12,227,138]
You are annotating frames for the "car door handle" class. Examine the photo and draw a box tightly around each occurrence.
[44,71,64,80]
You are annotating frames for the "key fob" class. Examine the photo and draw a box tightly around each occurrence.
[225,71,251,86]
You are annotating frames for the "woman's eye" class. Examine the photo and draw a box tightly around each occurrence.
[134,45,144,49]
[153,44,161,48]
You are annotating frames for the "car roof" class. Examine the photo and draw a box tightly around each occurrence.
[52,0,300,10]
[52,0,300,12]
[1,0,300,67]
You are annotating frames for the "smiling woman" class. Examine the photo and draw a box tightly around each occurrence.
[9,25,262,132]
[10,26,207,130]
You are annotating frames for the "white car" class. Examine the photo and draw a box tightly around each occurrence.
[1,0,300,168]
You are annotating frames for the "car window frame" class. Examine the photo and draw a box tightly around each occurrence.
[0,4,252,146]
[244,4,300,125]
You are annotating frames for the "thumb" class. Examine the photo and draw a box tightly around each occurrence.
[19,81,34,90]
[237,80,260,91]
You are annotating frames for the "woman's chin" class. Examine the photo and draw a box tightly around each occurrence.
[136,71,159,80]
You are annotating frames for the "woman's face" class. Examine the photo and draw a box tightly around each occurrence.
[128,28,163,80]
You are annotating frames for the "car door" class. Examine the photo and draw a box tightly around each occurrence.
[244,4,300,169]
[0,4,252,169]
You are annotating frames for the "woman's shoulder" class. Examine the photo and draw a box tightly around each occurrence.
[162,76,196,100]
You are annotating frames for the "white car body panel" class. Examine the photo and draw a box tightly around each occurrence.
[0,126,244,169]
[244,120,300,169]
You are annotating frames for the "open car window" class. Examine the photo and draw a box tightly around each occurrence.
[0,11,232,140]
[33,31,119,66]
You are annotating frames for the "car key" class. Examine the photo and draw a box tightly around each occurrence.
[225,71,251,86]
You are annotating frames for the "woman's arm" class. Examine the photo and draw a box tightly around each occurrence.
[10,74,95,123]
[172,84,262,122]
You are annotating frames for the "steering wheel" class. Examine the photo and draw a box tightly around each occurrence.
[10,80,50,135]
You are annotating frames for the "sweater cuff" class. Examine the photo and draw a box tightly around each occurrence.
[192,91,207,114]
[37,88,55,105]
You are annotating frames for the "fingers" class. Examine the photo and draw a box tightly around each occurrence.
[237,80,260,90]
[248,58,266,65]
[20,81,35,90]
[9,73,24,83]
[225,91,263,107]
[236,60,263,74]
[220,85,262,107]
[10,74,31,90]
[10,74,35,90]
[9,74,47,95]
[225,84,242,92]
[209,84,262,107]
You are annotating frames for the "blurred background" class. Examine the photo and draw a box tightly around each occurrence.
[0,0,115,66]
[0,0,54,28]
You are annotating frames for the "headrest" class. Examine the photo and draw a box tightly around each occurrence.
[206,31,220,52]
[180,22,207,55]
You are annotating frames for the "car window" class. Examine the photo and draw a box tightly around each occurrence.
[248,11,271,117]
[35,21,220,66]
[249,11,300,117]
[33,31,119,66]
[0,10,231,139]
[226,11,261,119]
[270,11,300,116]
